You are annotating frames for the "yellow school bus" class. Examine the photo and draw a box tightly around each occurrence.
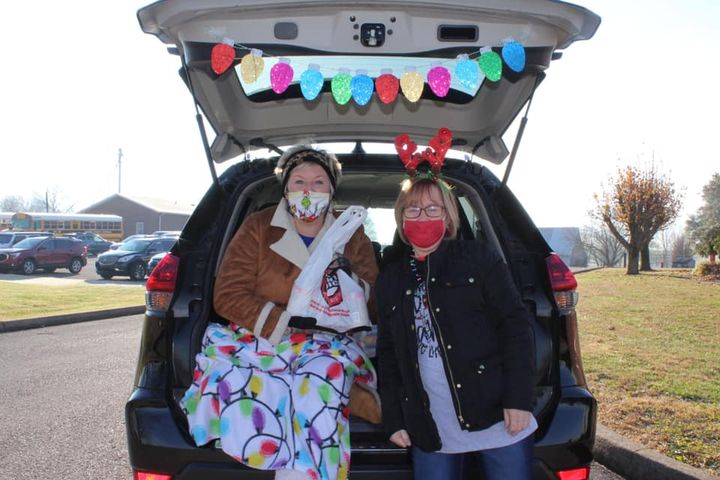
[11,212,123,241]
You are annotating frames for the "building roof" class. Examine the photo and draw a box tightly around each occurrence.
[80,194,196,215]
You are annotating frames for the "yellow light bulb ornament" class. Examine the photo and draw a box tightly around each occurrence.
[240,48,265,84]
[400,66,424,103]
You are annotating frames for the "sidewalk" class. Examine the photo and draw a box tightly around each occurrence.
[2,308,718,480]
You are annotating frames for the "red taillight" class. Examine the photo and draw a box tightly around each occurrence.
[555,466,590,480]
[133,471,172,480]
[546,253,577,291]
[145,253,179,312]
[545,253,579,309]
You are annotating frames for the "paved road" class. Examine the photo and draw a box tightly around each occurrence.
[0,315,625,479]
[0,258,145,286]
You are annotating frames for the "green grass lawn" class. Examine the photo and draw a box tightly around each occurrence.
[576,268,720,474]
[0,282,145,321]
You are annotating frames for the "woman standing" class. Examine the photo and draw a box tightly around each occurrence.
[376,130,536,480]
[182,146,381,480]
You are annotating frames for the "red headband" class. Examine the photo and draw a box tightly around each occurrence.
[395,128,452,177]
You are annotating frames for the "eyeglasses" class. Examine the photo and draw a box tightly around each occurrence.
[403,205,445,219]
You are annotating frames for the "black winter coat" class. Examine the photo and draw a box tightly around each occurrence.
[376,240,534,452]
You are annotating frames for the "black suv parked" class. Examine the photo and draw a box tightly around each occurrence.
[0,236,87,274]
[96,236,177,280]
[64,232,113,256]
[127,1,600,479]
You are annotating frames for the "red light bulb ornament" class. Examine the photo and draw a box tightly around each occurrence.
[270,58,294,94]
[375,69,399,104]
[478,46,502,82]
[211,38,236,75]
[427,63,451,97]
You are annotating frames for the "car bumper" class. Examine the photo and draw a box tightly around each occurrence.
[126,386,596,479]
[96,263,130,276]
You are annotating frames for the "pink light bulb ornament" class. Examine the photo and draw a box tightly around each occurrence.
[270,58,294,94]
[427,64,451,97]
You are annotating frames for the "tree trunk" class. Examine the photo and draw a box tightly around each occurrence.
[626,244,640,274]
[640,243,653,271]
[711,253,716,265]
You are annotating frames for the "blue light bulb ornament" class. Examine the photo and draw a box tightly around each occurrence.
[478,46,502,82]
[350,70,374,106]
[501,39,526,73]
[300,64,324,101]
[454,54,480,90]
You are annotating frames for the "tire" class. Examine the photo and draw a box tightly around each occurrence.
[100,274,113,280]
[21,259,36,275]
[129,262,146,281]
[68,257,83,274]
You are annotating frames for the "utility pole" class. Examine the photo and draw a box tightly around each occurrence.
[118,147,123,194]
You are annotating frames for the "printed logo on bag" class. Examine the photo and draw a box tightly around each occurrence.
[321,265,343,307]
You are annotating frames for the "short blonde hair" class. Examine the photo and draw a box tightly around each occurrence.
[394,178,459,245]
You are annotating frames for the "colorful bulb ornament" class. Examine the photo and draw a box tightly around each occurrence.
[350,70,374,106]
[502,39,526,73]
[240,48,265,83]
[427,64,451,97]
[270,58,294,94]
[478,46,502,82]
[211,39,236,75]
[300,64,324,101]
[375,70,399,104]
[455,54,480,90]
[400,67,424,103]
[331,69,353,105]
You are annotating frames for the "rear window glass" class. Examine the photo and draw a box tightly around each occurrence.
[0,234,12,243]
[236,55,484,98]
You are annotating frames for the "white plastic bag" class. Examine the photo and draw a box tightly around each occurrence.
[287,206,372,333]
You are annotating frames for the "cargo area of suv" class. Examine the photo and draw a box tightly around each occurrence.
[127,1,600,479]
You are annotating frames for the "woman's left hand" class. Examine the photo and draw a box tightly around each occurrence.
[503,408,531,436]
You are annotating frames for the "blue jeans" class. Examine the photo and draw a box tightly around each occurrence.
[411,435,533,480]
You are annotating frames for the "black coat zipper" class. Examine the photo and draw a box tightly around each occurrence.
[424,255,466,427]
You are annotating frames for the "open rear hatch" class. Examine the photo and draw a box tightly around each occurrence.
[138,0,599,174]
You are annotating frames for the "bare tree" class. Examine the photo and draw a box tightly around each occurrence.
[0,195,29,212]
[580,223,625,267]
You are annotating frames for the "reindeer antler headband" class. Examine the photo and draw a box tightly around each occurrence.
[395,128,452,181]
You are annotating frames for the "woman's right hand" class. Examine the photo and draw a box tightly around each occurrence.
[389,429,412,448]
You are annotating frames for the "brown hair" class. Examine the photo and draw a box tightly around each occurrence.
[394,178,459,245]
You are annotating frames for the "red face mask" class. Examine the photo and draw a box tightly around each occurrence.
[403,219,446,249]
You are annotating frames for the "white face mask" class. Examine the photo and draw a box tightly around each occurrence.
[286,190,330,222]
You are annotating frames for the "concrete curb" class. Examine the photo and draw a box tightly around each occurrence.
[595,424,719,480]
[0,305,145,333]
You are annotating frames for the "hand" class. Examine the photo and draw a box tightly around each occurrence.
[288,316,317,329]
[503,408,532,436]
[389,429,412,448]
[330,256,352,276]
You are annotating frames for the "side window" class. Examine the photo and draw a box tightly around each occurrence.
[13,235,27,245]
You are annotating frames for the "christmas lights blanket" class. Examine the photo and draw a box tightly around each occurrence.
[181,322,377,480]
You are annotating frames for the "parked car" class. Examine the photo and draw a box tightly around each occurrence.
[108,234,159,251]
[151,230,182,237]
[63,232,114,255]
[0,231,52,249]
[147,251,168,275]
[672,256,696,268]
[128,1,600,479]
[0,236,87,274]
[96,236,177,280]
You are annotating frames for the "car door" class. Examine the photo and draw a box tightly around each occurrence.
[34,238,55,267]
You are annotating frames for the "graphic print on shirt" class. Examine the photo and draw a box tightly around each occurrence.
[414,284,442,359]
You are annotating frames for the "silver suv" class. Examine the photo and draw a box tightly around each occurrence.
[127,1,600,479]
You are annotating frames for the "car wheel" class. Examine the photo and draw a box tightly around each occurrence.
[21,259,36,275]
[69,257,83,274]
[129,262,146,281]
[100,273,113,280]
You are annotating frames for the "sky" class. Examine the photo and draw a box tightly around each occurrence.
[1,1,719,230]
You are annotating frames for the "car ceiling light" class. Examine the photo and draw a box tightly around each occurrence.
[240,48,265,83]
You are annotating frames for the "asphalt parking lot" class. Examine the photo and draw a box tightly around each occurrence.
[0,257,144,286]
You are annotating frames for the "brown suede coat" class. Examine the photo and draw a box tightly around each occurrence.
[214,200,379,342]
